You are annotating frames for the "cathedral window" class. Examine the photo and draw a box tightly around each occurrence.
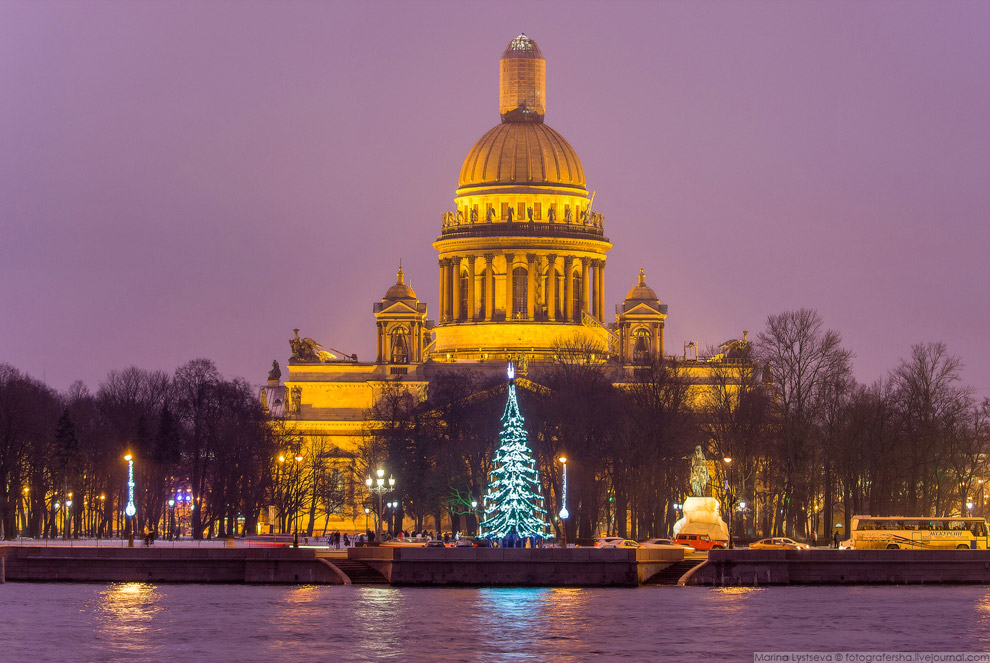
[534,202,541,220]
[390,328,409,364]
[572,270,583,320]
[633,328,651,365]
[512,266,528,318]
[517,202,526,221]
[501,202,509,220]
[459,271,469,320]
[479,269,487,318]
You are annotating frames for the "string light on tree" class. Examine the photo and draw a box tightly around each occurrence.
[480,363,549,543]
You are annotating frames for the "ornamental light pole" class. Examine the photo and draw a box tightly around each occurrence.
[364,467,395,543]
[471,500,478,535]
[124,453,136,547]
[558,456,569,548]
[723,456,733,549]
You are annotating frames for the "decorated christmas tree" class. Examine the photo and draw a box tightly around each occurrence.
[480,364,549,544]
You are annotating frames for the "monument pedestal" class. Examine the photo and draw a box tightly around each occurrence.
[672,496,729,542]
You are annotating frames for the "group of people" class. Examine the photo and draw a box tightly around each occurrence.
[327,529,472,548]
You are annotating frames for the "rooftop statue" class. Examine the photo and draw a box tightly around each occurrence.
[690,445,710,497]
[267,360,281,381]
[289,329,334,362]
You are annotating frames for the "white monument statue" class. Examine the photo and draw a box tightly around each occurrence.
[672,446,729,542]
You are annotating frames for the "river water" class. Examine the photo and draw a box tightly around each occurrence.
[2,583,988,662]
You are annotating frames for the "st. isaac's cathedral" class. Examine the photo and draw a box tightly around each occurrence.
[261,35,750,528]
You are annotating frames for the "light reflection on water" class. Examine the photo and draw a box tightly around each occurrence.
[1,584,988,663]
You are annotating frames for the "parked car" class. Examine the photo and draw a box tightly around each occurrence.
[425,540,447,548]
[672,532,726,550]
[639,538,692,549]
[596,537,641,549]
[749,537,810,550]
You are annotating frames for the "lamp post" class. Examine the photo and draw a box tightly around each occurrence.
[65,495,73,540]
[364,467,395,544]
[124,453,136,547]
[558,456,569,548]
[167,499,176,540]
[471,500,478,535]
[723,456,733,549]
[293,454,303,546]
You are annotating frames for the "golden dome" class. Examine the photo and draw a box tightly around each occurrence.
[383,267,417,301]
[458,121,586,191]
[625,268,659,302]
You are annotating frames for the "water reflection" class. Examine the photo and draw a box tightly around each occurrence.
[95,582,165,656]
[476,588,552,659]
[709,586,766,616]
[976,587,990,648]
[351,588,407,657]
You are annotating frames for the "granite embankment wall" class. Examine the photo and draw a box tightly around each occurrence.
[0,546,347,584]
[686,549,990,585]
[350,546,684,586]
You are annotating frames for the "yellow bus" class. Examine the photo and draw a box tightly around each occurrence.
[845,515,989,550]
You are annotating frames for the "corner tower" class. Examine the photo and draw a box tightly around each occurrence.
[431,34,613,363]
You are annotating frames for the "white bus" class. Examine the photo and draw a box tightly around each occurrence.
[844,515,989,550]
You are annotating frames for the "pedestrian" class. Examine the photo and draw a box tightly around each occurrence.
[833,530,841,549]
[343,533,350,547]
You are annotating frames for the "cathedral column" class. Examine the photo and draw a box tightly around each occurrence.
[382,324,391,364]
[581,258,590,320]
[595,259,605,321]
[376,322,383,362]
[451,256,462,322]
[466,255,477,321]
[658,322,665,358]
[438,259,448,322]
[526,254,536,320]
[564,256,574,322]
[484,254,494,321]
[546,254,557,321]
[504,253,515,319]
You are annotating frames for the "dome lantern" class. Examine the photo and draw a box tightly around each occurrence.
[500,34,545,123]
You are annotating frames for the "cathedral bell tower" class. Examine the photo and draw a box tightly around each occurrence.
[374,267,428,365]
[616,268,668,365]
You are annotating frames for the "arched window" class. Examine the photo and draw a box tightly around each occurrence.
[459,271,469,320]
[572,270,583,321]
[632,328,651,365]
[512,266,528,318]
[479,268,487,318]
[390,327,409,364]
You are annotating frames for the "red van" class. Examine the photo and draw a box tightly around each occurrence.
[673,532,726,551]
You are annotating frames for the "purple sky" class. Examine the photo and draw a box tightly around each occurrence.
[1,1,987,394]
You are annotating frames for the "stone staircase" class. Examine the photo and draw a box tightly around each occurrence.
[644,559,705,585]
[330,559,389,584]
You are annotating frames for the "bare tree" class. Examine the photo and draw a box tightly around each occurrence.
[756,309,852,538]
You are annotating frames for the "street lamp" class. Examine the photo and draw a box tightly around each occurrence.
[364,507,370,536]
[124,453,136,547]
[558,456,569,548]
[65,497,73,540]
[471,500,478,535]
[364,467,395,543]
[723,456,734,549]
[167,499,176,540]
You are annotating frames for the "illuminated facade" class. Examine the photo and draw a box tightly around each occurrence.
[263,35,749,533]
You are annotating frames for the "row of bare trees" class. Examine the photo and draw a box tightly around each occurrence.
[361,309,987,542]
[0,359,295,540]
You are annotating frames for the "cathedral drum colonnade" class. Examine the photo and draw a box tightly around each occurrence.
[431,34,613,363]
